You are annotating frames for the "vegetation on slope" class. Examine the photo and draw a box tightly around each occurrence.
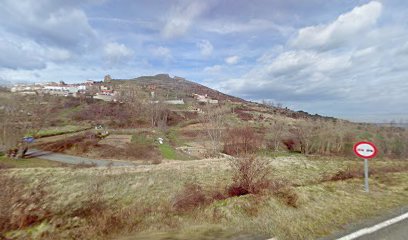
[1,156,408,239]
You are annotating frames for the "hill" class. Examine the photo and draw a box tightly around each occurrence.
[113,74,338,122]
[114,74,245,103]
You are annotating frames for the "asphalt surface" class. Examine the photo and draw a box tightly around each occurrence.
[323,208,408,240]
[27,149,137,167]
[354,218,408,240]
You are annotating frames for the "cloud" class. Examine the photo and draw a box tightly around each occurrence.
[204,65,222,73]
[196,40,213,56]
[292,1,382,50]
[162,0,209,39]
[151,46,172,60]
[0,30,72,70]
[202,19,293,36]
[225,55,240,65]
[0,0,96,50]
[103,42,133,64]
[215,1,408,121]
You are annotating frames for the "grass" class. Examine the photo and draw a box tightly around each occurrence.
[257,149,303,158]
[166,127,184,146]
[1,156,408,239]
[0,156,66,168]
[28,125,92,138]
[131,133,152,144]
[158,143,178,159]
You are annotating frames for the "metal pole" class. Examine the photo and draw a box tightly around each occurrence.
[364,159,369,192]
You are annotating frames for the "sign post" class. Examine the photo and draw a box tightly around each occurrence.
[364,158,369,192]
[353,141,378,193]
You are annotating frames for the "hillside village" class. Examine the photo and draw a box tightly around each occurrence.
[9,74,219,105]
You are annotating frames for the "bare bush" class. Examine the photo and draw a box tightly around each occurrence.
[172,182,209,212]
[282,139,297,152]
[223,127,261,156]
[228,156,271,196]
[323,164,408,182]
[275,187,299,208]
[323,168,359,181]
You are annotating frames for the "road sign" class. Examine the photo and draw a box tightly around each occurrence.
[353,141,378,193]
[353,141,378,159]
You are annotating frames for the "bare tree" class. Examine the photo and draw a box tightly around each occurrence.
[199,105,228,156]
[267,120,286,151]
[261,100,275,108]
[149,101,169,129]
[116,84,152,127]
[292,120,316,155]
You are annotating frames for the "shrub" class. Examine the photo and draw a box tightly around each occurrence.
[228,156,271,196]
[323,164,408,182]
[283,138,297,152]
[223,127,261,156]
[325,169,360,181]
[172,182,209,212]
[275,187,299,208]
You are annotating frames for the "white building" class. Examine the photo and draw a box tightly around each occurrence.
[164,99,185,105]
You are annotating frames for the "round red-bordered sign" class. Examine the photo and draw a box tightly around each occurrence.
[353,141,378,159]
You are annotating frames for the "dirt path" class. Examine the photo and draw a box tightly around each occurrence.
[26,149,137,167]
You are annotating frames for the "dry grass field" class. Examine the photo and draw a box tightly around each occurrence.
[1,155,408,240]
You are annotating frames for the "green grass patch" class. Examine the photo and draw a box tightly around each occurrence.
[0,156,67,168]
[166,128,185,146]
[158,143,178,159]
[27,125,91,138]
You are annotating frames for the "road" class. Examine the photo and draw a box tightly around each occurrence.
[332,211,408,240]
[26,149,137,167]
[354,218,408,240]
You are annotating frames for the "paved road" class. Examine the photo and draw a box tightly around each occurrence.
[355,218,408,240]
[328,210,408,240]
[27,149,137,167]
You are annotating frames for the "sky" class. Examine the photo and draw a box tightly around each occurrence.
[0,0,407,123]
